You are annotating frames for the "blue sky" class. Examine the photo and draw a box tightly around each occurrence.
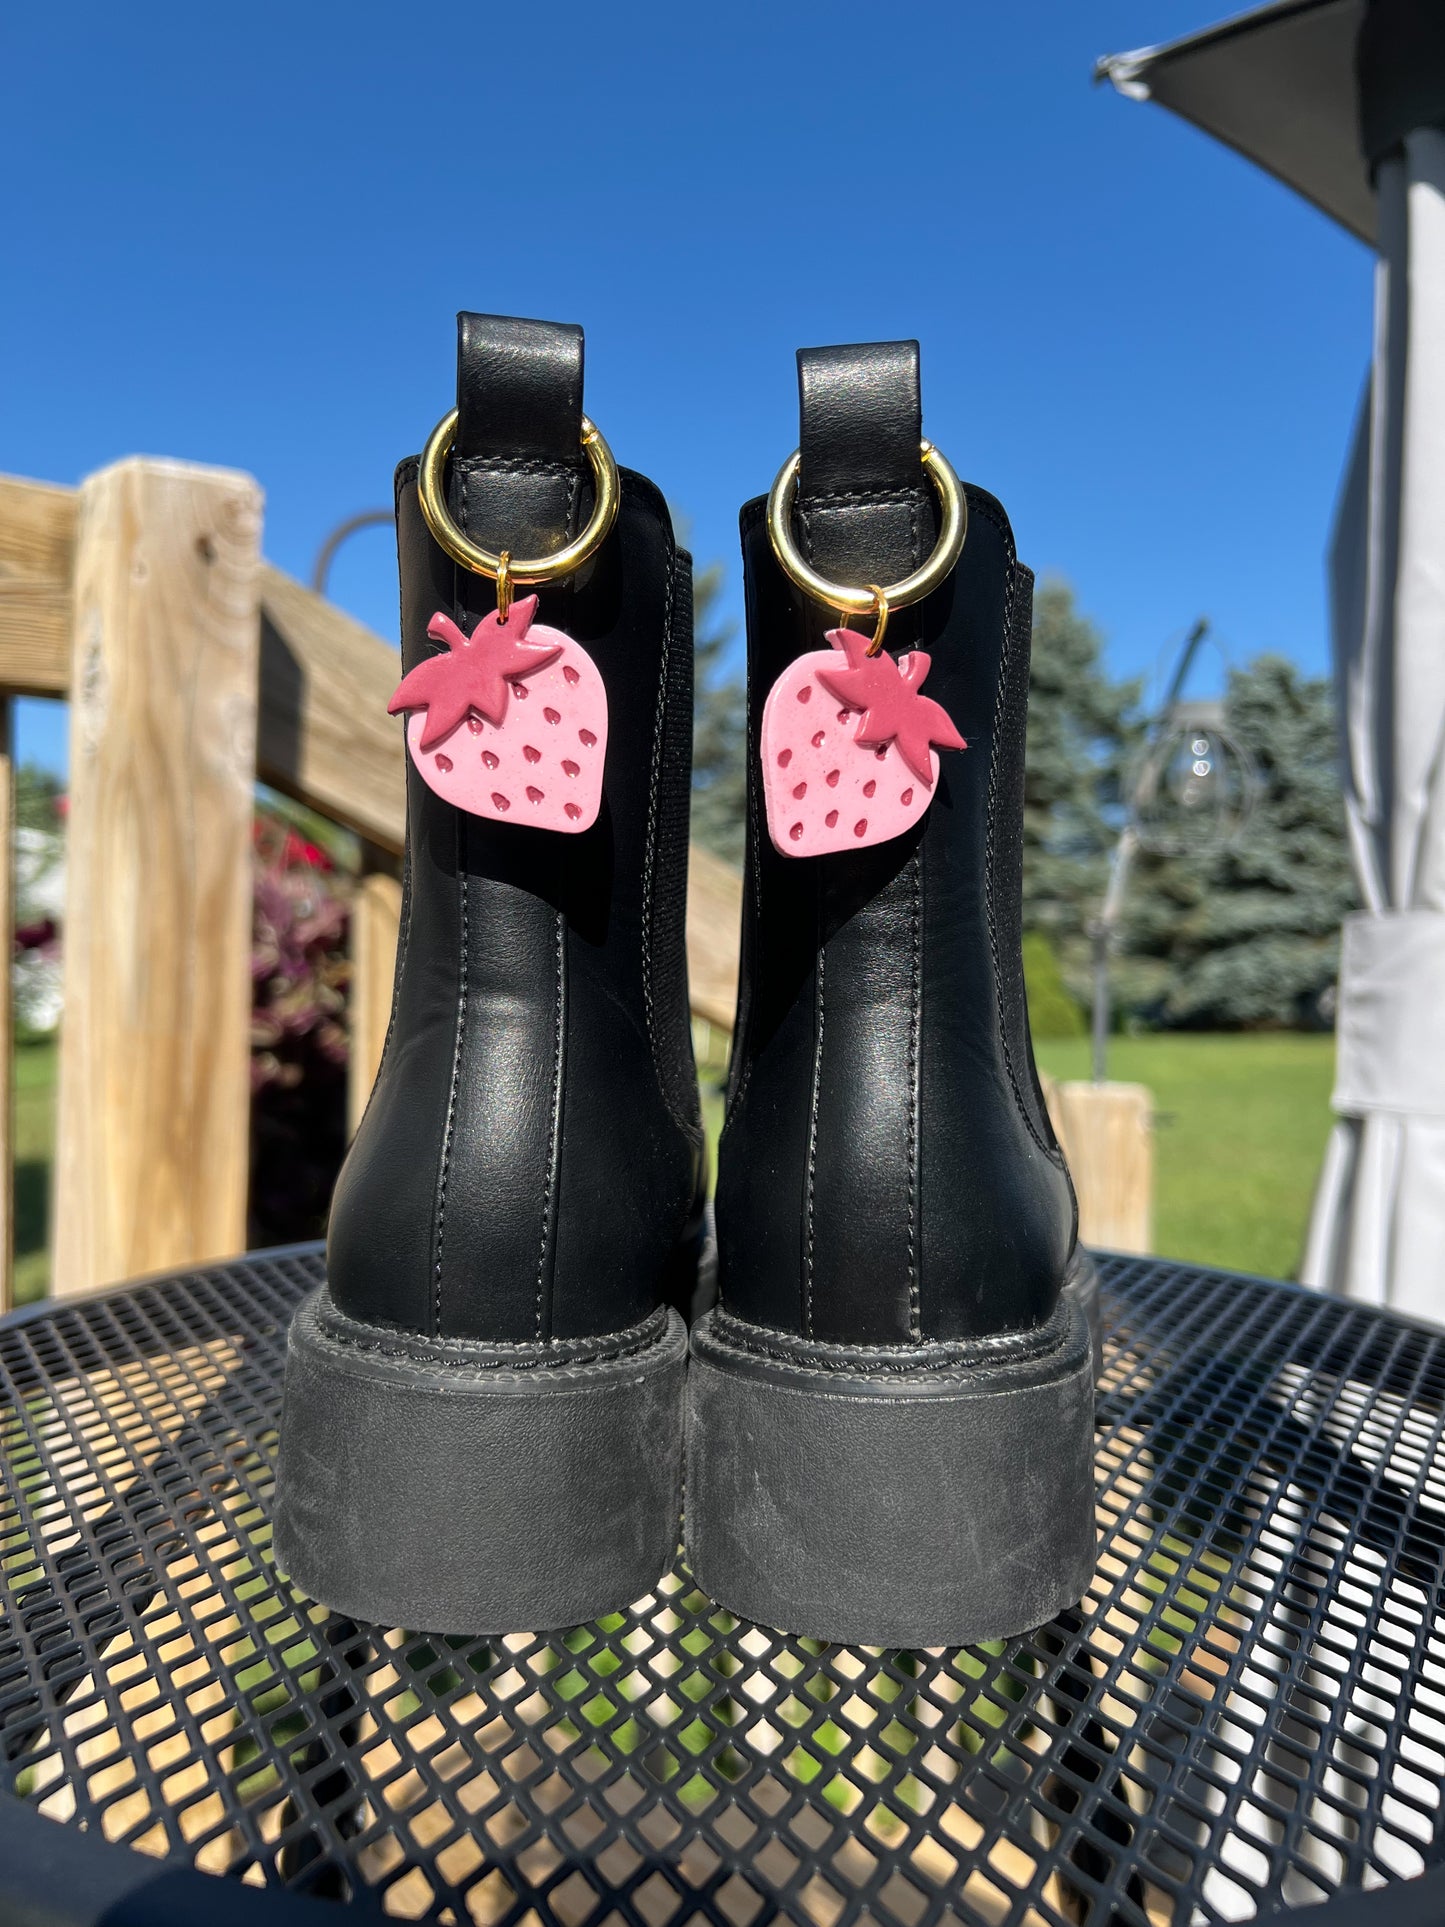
[2,0,1371,776]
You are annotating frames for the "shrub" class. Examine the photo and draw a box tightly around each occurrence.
[1023,931,1086,1039]
[248,811,351,1247]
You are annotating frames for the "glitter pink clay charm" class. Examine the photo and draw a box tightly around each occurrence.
[759,625,966,856]
[388,596,607,832]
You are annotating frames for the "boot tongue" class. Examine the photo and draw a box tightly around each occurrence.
[795,340,933,584]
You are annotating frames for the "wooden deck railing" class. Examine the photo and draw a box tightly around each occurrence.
[0,458,743,1309]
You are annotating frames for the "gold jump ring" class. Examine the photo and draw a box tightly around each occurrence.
[767,438,967,620]
[417,409,620,585]
[860,586,891,657]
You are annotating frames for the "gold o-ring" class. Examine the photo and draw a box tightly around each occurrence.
[765,438,967,619]
[417,408,620,585]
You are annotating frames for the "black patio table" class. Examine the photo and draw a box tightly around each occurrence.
[2,1246,1444,1927]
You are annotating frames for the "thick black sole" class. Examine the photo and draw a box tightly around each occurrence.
[684,1276,1097,1649]
[274,1288,686,1635]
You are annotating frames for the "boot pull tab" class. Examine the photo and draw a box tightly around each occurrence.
[390,313,618,834]
[455,312,585,472]
[760,340,969,857]
[798,340,926,579]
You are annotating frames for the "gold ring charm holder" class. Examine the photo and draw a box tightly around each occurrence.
[759,437,971,859]
[418,408,620,606]
[765,438,967,645]
[389,408,621,836]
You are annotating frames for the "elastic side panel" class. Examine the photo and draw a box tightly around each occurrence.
[987,562,1061,1161]
[648,550,702,1139]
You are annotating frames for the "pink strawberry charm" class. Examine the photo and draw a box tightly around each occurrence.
[388,595,607,833]
[760,626,966,856]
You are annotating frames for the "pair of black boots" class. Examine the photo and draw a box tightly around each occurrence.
[274,313,1097,1651]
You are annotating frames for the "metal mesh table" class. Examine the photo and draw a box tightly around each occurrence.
[2,1246,1444,1926]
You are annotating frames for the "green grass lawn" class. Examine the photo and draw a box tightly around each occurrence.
[1035,1034,1334,1280]
[700,1032,1336,1282]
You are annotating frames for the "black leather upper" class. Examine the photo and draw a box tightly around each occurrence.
[328,313,702,1344]
[715,340,1075,1346]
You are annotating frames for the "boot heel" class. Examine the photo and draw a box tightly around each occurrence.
[275,1289,686,1634]
[1067,1251,1104,1383]
[684,1289,1095,1649]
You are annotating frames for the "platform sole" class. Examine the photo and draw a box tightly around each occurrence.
[684,1283,1096,1649]
[274,1288,686,1635]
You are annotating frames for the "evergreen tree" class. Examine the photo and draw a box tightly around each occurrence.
[1022,580,1141,999]
[1126,655,1356,1028]
[691,560,746,865]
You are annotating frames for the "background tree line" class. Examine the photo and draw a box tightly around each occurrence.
[690,574,1356,1033]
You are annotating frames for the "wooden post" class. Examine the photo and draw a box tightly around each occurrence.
[348,855,403,1137]
[1046,1080,1153,1255]
[52,459,262,1297]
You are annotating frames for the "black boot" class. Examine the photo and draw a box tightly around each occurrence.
[275,314,703,1634]
[687,341,1096,1648]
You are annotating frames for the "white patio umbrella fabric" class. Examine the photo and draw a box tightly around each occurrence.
[1301,130,1445,1317]
[1095,0,1374,241]
[1101,0,1445,1317]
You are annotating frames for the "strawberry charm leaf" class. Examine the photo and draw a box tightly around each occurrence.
[815,627,966,785]
[388,595,563,751]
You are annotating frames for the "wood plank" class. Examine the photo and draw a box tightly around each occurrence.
[256,564,405,854]
[686,843,742,1033]
[1046,1078,1154,1255]
[348,865,403,1137]
[0,474,77,695]
[53,459,263,1296]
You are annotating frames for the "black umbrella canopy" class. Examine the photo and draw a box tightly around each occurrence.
[1096,0,1445,248]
